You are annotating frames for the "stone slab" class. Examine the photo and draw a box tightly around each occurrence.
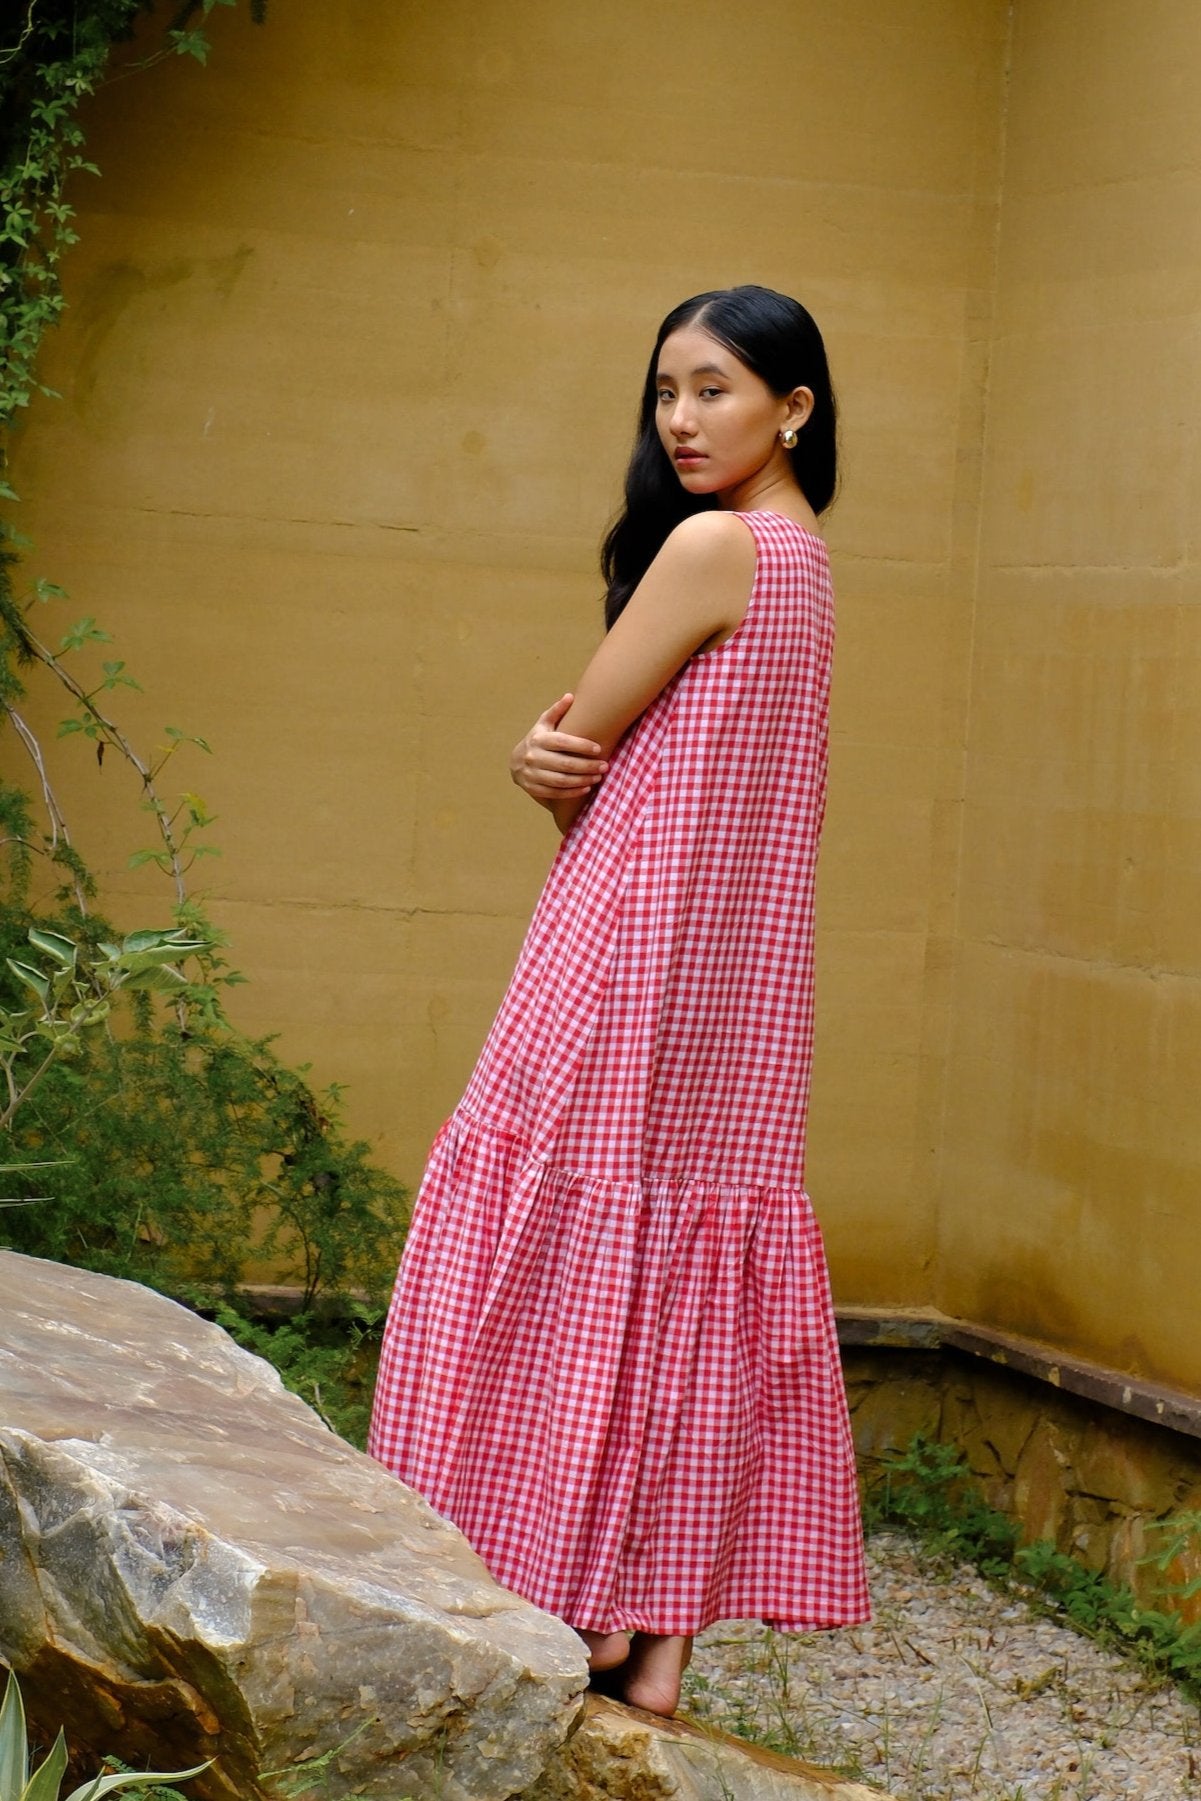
[527,1698,886,1800]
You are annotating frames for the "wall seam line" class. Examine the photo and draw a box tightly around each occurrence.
[930,0,1018,1310]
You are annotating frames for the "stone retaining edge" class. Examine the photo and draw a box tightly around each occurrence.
[835,1307,1201,1442]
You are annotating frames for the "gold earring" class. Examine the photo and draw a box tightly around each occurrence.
[781,427,799,450]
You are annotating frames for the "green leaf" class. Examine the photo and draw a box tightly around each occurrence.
[59,618,113,652]
[33,580,68,602]
[23,1731,68,1801]
[7,961,49,1005]
[68,999,110,1029]
[115,966,188,994]
[27,929,77,969]
[127,849,168,870]
[0,1669,29,1801]
[56,720,85,739]
[64,1764,210,1801]
[168,29,211,63]
[121,930,185,955]
[163,728,212,754]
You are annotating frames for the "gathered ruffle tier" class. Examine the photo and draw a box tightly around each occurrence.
[371,1108,869,1635]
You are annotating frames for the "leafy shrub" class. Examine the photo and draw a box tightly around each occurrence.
[214,1303,384,1448]
[864,1431,1018,1577]
[0,916,408,1307]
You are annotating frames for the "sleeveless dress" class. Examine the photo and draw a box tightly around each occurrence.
[369,510,870,1636]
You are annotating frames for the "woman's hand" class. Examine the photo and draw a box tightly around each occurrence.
[510,693,609,806]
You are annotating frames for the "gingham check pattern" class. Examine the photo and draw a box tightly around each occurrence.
[369,512,870,1635]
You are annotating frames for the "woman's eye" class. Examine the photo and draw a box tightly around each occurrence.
[657,388,675,404]
[700,387,723,400]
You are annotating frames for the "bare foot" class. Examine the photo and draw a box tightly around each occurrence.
[620,1633,693,1715]
[577,1628,631,1672]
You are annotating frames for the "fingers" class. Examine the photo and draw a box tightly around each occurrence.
[512,760,604,801]
[512,693,608,806]
[524,768,599,794]
[515,734,607,774]
[538,694,603,759]
[540,692,575,728]
[541,732,606,760]
[514,753,604,797]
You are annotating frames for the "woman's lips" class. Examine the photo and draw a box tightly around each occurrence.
[674,450,707,466]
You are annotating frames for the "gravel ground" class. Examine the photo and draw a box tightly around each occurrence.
[684,1532,1201,1800]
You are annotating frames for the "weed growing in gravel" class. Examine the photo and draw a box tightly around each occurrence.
[684,1536,1201,1801]
[867,1435,1201,1699]
[866,1436,1019,1578]
[682,1637,870,1783]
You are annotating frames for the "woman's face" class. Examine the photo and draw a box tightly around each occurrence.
[653,324,809,506]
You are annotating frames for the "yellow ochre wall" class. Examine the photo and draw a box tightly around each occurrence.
[17,2,1199,1392]
[7,1,1008,1306]
[938,2,1201,1388]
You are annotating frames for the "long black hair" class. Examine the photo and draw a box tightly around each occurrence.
[600,285,837,627]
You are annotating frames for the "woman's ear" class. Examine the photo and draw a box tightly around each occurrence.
[784,386,815,432]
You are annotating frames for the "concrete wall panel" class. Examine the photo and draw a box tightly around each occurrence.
[940,0,1201,1386]
[7,0,1009,1305]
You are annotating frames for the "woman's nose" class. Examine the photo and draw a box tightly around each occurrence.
[670,399,696,437]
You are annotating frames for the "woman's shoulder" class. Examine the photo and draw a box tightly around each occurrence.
[666,508,825,552]
[664,509,754,548]
[657,510,758,579]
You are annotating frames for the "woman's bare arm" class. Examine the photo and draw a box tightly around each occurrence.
[511,693,609,804]
[548,511,756,835]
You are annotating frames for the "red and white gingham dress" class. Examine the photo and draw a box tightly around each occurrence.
[369,510,870,1636]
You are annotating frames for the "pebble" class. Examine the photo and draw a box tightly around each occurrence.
[684,1531,1201,1799]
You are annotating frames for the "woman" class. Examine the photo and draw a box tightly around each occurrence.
[369,286,870,1716]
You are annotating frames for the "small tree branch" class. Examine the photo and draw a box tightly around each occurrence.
[0,1042,59,1132]
[15,622,189,906]
[5,705,89,913]
[0,5,38,69]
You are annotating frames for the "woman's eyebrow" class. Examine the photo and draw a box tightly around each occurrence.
[656,362,729,382]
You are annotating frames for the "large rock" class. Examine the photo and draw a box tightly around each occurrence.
[0,1252,891,1801]
[0,1251,587,1801]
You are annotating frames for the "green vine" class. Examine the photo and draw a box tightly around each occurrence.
[0,4,408,1312]
[1,4,267,436]
[1,3,268,721]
